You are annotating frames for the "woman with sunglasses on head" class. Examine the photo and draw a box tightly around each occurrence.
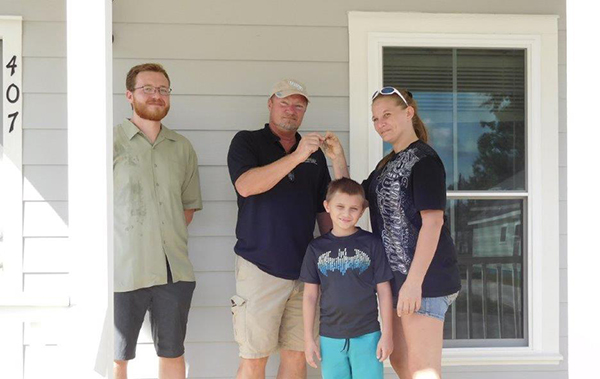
[323,87,461,379]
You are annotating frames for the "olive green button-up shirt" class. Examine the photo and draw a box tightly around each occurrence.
[114,119,202,292]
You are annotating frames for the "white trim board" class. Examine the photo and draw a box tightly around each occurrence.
[349,12,560,366]
[1,16,24,295]
[0,13,24,379]
[65,0,114,376]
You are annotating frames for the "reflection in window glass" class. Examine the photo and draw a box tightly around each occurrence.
[457,49,525,191]
[382,47,525,191]
[444,199,525,341]
[383,48,453,183]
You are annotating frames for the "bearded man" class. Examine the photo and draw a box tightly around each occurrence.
[227,79,333,379]
[113,63,202,379]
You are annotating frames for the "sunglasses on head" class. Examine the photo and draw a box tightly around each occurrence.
[371,86,410,106]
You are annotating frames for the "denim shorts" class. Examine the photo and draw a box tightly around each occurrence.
[414,292,459,321]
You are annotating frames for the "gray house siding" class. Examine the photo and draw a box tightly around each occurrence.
[0,0,566,377]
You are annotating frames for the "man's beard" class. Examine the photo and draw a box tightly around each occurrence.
[275,117,300,132]
[133,99,170,121]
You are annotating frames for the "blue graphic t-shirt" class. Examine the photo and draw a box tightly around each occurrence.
[363,140,461,298]
[299,228,393,339]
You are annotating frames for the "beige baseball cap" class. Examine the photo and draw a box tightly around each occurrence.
[269,79,310,102]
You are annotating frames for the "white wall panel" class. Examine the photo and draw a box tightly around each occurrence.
[192,272,235,307]
[22,57,66,93]
[23,130,67,165]
[14,1,65,22]
[23,237,69,273]
[23,165,68,201]
[559,200,567,236]
[559,63,567,99]
[23,273,69,294]
[112,0,566,30]
[560,268,568,303]
[559,132,567,167]
[23,201,68,237]
[559,166,567,201]
[197,166,236,201]
[113,23,347,62]
[22,94,67,129]
[189,201,237,237]
[24,345,63,379]
[23,21,65,57]
[559,98,567,133]
[113,59,348,97]
[559,234,567,269]
[188,236,237,271]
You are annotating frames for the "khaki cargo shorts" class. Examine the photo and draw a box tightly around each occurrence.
[230,255,316,359]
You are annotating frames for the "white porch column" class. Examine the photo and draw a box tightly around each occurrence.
[568,1,600,377]
[66,0,113,378]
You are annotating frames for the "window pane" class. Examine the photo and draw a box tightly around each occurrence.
[457,49,525,190]
[382,47,526,191]
[444,199,525,342]
[383,48,454,187]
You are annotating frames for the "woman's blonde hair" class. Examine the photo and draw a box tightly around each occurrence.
[373,88,428,170]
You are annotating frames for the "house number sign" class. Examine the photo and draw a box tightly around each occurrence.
[5,55,20,133]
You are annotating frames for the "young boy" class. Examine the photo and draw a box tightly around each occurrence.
[300,178,394,378]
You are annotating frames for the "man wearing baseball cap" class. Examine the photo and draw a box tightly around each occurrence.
[227,79,332,378]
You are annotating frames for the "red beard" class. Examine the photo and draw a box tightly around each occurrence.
[133,99,170,121]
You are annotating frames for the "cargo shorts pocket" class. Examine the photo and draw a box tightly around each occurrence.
[231,295,247,345]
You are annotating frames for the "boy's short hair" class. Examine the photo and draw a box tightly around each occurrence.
[325,178,367,207]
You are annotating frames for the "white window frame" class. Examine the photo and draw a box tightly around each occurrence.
[349,12,561,366]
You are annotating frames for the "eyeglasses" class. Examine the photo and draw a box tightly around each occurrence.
[371,86,409,106]
[133,85,172,96]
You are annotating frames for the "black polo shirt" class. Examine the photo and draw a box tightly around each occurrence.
[227,124,331,279]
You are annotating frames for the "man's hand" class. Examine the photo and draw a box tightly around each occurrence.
[321,131,349,179]
[304,338,321,369]
[293,132,324,162]
[376,332,394,362]
[322,131,344,161]
[184,209,195,226]
[397,280,422,317]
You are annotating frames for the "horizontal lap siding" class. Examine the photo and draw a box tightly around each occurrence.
[19,16,71,329]
[112,60,349,96]
[6,0,566,378]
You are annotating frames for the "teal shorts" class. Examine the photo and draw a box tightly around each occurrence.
[319,330,383,379]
